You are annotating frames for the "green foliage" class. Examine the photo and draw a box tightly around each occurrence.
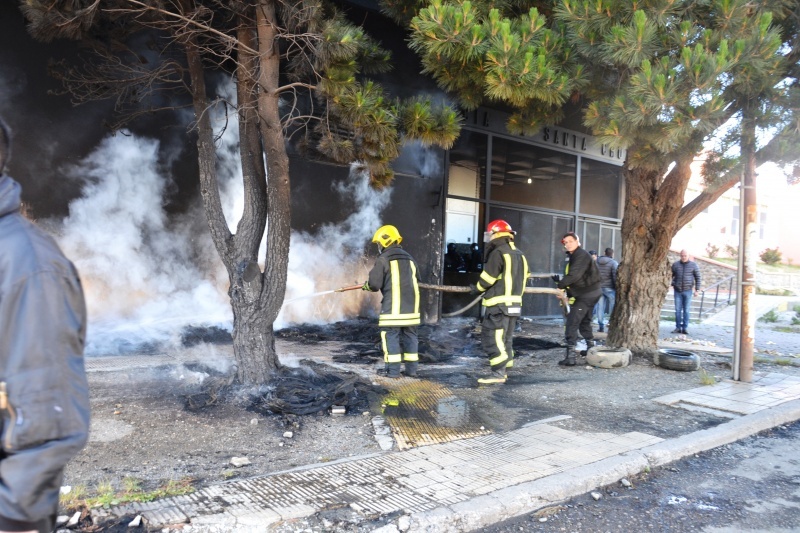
[759,247,782,265]
[724,244,738,258]
[705,243,719,259]
[759,309,779,323]
[756,286,794,296]
[60,478,195,513]
[402,0,800,178]
[698,369,716,385]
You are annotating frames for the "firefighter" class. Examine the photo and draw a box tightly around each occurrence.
[362,225,421,378]
[471,219,530,384]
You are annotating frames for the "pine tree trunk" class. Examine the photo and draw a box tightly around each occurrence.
[607,161,690,354]
[231,294,280,384]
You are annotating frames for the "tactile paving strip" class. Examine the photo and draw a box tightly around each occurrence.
[376,377,491,449]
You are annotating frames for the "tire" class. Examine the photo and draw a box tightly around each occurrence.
[654,348,700,371]
[585,346,631,368]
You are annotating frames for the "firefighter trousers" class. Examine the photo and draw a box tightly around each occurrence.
[481,307,517,371]
[380,326,419,364]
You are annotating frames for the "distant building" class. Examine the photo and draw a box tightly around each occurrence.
[671,159,800,266]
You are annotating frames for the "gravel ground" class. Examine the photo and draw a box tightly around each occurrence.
[62,309,800,529]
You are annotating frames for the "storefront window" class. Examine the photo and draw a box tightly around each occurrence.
[579,158,621,219]
[489,137,577,212]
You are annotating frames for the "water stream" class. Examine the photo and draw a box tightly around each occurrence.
[282,289,337,306]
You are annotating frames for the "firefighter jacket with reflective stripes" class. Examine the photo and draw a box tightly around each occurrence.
[365,245,421,327]
[476,237,530,314]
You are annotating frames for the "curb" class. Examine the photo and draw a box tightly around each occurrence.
[403,399,800,532]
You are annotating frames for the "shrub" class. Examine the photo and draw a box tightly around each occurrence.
[756,286,795,296]
[724,244,738,258]
[705,243,719,259]
[759,247,782,265]
[758,309,779,323]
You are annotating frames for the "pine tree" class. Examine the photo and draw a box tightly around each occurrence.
[19,0,461,385]
[397,0,800,353]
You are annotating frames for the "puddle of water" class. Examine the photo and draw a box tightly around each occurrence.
[379,379,490,449]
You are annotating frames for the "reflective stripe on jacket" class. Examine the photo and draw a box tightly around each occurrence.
[477,238,529,310]
[366,245,421,327]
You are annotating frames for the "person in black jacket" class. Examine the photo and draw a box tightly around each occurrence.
[0,117,91,533]
[363,225,421,378]
[671,250,702,335]
[471,219,529,384]
[552,232,602,366]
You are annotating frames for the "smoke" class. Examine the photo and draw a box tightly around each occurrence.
[51,97,391,355]
[276,163,392,326]
[55,134,230,356]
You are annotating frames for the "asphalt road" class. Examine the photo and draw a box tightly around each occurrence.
[482,420,800,533]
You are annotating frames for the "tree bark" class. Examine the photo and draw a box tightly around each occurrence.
[183,4,284,385]
[608,158,692,354]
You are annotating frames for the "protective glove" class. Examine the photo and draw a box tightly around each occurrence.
[551,274,562,283]
[361,281,371,291]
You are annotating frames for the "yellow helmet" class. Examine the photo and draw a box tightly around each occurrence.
[372,225,402,248]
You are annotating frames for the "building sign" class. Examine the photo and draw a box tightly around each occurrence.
[469,108,626,166]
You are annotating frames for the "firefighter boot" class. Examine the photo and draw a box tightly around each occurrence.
[404,361,418,377]
[580,340,595,357]
[387,363,402,379]
[558,346,577,366]
[477,368,507,384]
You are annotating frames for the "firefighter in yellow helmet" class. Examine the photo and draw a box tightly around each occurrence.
[362,225,422,378]
[471,219,530,384]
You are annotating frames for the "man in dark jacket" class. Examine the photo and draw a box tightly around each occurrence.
[471,219,529,384]
[594,248,618,332]
[0,117,91,533]
[363,225,421,378]
[671,249,702,335]
[552,232,601,366]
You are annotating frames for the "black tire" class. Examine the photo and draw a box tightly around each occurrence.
[654,348,700,371]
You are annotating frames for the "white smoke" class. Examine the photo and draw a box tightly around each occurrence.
[56,134,231,355]
[276,163,392,326]
[53,93,392,355]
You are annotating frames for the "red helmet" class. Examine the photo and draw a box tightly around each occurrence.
[486,219,515,235]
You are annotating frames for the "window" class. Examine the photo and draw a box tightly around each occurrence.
[490,137,577,211]
[579,158,622,219]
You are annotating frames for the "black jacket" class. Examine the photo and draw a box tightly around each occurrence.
[558,246,601,297]
[476,237,529,314]
[672,259,701,292]
[0,175,90,530]
[366,245,421,327]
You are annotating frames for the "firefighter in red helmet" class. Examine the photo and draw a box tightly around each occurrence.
[470,219,529,384]
[362,225,422,378]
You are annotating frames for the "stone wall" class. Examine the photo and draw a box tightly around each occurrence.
[667,251,737,290]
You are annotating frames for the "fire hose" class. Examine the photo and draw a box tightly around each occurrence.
[333,282,569,319]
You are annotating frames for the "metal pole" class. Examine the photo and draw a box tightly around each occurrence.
[735,111,757,382]
[732,183,744,381]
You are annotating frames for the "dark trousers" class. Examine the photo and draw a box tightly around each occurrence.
[380,326,419,364]
[565,292,601,346]
[481,307,517,371]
